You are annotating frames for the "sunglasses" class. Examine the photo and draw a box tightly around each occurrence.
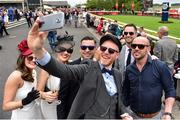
[100,46,118,54]
[80,45,95,50]
[55,47,73,54]
[124,32,135,36]
[27,56,37,61]
[131,44,149,50]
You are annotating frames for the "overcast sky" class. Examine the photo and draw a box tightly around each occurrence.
[67,0,180,6]
[153,0,180,4]
[44,0,179,6]
[67,0,87,6]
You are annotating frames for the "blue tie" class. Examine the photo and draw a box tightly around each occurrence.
[101,68,113,75]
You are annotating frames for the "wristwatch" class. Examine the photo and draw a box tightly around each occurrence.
[163,112,174,119]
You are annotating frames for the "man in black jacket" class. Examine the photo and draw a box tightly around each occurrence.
[73,36,97,64]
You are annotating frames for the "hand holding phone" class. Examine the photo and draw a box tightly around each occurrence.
[39,12,64,31]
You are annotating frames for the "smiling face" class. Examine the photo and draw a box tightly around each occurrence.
[123,26,137,44]
[25,54,37,69]
[80,40,97,59]
[55,43,73,63]
[131,37,150,61]
[99,40,119,68]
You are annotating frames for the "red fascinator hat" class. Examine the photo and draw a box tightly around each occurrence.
[17,39,32,56]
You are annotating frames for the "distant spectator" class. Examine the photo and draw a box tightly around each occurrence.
[8,7,14,22]
[173,59,180,89]
[96,18,103,35]
[85,12,91,28]
[131,2,135,15]
[24,10,32,28]
[0,11,10,36]
[106,20,122,38]
[73,11,78,28]
[137,26,147,37]
[104,19,112,32]
[47,30,57,51]
[153,26,178,72]
[15,8,20,21]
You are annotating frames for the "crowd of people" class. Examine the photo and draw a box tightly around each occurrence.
[1,8,179,120]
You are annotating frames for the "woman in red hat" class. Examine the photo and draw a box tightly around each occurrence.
[2,40,42,119]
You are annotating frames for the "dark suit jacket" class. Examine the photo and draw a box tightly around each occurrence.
[57,58,81,119]
[71,57,82,64]
[41,57,127,119]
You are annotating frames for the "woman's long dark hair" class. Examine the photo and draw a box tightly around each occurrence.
[16,54,34,82]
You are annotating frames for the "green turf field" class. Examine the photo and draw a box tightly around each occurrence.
[105,15,180,39]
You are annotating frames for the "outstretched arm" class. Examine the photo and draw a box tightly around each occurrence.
[27,18,48,59]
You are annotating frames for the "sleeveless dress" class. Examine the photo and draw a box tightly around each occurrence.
[40,75,61,119]
[11,70,42,119]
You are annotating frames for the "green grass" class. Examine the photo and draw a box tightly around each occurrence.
[105,15,180,39]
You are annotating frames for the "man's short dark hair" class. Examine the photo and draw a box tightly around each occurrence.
[123,23,137,32]
[81,36,96,44]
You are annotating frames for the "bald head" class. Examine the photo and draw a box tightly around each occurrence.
[158,26,169,36]
[133,36,150,45]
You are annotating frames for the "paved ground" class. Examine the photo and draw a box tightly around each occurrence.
[0,20,179,119]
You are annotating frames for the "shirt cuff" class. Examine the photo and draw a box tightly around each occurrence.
[36,52,51,66]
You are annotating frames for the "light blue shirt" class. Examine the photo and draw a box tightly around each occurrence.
[37,52,117,96]
[99,63,117,96]
[36,52,51,66]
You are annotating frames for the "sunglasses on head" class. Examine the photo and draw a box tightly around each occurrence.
[124,32,135,36]
[100,46,118,54]
[80,45,95,50]
[131,44,149,50]
[55,47,73,54]
[27,56,37,61]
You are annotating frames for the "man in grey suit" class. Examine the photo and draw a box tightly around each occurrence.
[114,23,137,79]
[27,20,132,119]
[153,26,178,72]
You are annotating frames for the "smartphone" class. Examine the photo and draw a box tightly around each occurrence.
[39,12,64,31]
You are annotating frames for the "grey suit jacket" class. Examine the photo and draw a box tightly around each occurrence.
[40,57,127,119]
[153,36,178,70]
[114,45,126,73]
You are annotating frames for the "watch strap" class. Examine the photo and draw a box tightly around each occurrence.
[163,112,174,119]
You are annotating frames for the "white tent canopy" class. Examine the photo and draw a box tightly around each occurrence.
[43,5,53,10]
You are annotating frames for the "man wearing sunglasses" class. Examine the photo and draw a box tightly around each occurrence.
[122,36,176,119]
[27,20,132,119]
[115,23,137,79]
[72,36,97,64]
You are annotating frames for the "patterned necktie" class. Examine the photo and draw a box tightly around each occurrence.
[101,68,113,75]
[126,48,132,67]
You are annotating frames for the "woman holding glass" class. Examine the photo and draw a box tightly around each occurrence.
[37,34,75,119]
[3,40,42,119]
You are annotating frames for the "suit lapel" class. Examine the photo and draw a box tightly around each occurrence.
[94,62,103,94]
[118,46,126,72]
[112,70,122,92]
[112,69,124,116]
[121,46,126,66]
